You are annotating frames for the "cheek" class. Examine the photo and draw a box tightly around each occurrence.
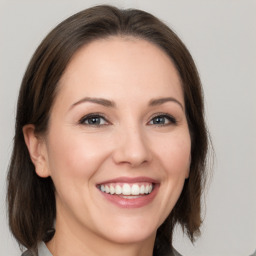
[155,132,191,176]
[148,131,191,225]
[45,130,110,183]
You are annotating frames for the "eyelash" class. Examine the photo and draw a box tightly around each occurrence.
[79,113,109,126]
[148,113,177,126]
[78,113,177,127]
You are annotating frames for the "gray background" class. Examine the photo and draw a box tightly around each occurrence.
[0,0,255,255]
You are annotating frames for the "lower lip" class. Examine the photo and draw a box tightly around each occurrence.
[98,184,159,208]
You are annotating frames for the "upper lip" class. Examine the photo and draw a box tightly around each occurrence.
[97,176,159,185]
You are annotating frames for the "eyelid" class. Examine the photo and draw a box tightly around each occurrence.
[79,113,110,126]
[148,113,177,125]
[78,112,177,127]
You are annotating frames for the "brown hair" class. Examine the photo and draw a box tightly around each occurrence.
[7,5,209,254]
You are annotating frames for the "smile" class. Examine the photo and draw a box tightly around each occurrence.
[97,177,159,208]
[98,183,154,197]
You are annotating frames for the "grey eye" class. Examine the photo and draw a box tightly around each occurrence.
[149,115,176,126]
[80,115,108,126]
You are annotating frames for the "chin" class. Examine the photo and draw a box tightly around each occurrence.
[96,217,158,245]
[106,229,156,245]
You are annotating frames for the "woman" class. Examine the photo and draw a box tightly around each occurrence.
[7,5,209,256]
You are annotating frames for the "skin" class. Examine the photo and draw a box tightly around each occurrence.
[24,37,191,256]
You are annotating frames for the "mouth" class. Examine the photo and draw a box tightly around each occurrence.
[96,177,159,208]
[97,182,154,198]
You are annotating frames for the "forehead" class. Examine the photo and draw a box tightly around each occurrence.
[56,36,183,105]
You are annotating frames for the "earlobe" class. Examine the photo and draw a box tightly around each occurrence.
[23,124,50,178]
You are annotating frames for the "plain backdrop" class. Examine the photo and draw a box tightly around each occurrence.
[0,0,255,255]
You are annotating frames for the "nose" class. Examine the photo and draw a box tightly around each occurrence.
[112,125,152,167]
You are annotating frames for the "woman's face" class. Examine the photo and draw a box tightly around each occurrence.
[40,37,191,246]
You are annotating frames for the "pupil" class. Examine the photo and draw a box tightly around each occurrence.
[88,117,100,124]
[154,117,164,124]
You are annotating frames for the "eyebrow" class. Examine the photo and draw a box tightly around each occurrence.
[70,96,184,111]
[149,97,184,110]
[70,97,116,110]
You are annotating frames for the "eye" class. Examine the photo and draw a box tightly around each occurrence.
[149,114,177,126]
[79,114,109,126]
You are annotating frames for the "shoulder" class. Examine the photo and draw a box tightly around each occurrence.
[22,243,181,256]
[173,247,183,256]
[21,250,35,256]
[21,242,52,256]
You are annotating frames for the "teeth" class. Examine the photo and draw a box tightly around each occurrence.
[149,184,153,193]
[99,183,154,196]
[140,185,145,194]
[123,184,131,195]
[105,186,110,194]
[110,185,115,195]
[145,185,149,194]
[115,185,122,195]
[131,184,140,195]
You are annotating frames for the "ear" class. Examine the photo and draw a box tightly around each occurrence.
[23,124,50,178]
